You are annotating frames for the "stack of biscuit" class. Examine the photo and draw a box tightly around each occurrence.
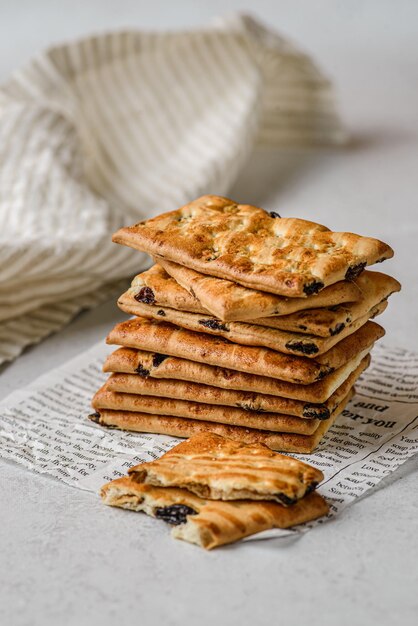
[101,433,330,549]
[90,195,400,454]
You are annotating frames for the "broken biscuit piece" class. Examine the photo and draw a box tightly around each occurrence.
[101,476,329,549]
[128,432,324,505]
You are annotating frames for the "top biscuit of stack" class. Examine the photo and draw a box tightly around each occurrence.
[113,195,393,298]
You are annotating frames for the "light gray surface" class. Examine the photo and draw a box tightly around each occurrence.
[1,2,417,625]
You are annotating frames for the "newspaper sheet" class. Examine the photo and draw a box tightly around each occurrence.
[0,341,417,540]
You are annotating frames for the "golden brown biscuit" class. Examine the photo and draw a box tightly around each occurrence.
[153,259,363,321]
[133,265,399,334]
[92,382,324,434]
[129,432,324,504]
[100,477,329,549]
[103,346,370,402]
[106,354,370,420]
[112,195,393,297]
[106,317,384,383]
[154,260,399,327]
[89,388,353,453]
[118,289,387,355]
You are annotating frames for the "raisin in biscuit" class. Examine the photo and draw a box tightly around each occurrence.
[129,432,324,504]
[101,478,329,549]
[112,195,393,297]
[131,264,206,314]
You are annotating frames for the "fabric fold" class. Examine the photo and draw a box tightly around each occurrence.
[0,13,344,365]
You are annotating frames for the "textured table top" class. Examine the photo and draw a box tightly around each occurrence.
[1,2,417,625]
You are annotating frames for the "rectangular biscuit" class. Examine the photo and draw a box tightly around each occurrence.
[89,388,353,453]
[92,383,324,434]
[128,432,324,504]
[152,260,363,321]
[106,354,370,420]
[106,317,384,383]
[112,195,393,297]
[118,289,387,356]
[133,264,399,333]
[103,346,371,402]
[101,478,329,549]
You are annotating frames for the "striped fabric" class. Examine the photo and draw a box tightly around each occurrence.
[0,14,344,365]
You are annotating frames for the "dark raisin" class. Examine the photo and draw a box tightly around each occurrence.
[316,367,334,380]
[135,364,150,377]
[88,413,118,429]
[269,211,281,218]
[329,322,345,336]
[152,353,168,367]
[345,262,366,281]
[88,412,101,424]
[157,309,166,317]
[285,341,319,355]
[303,280,324,296]
[303,404,330,420]
[154,504,197,525]
[298,325,308,331]
[199,319,229,332]
[134,286,156,305]
[275,493,298,506]
[304,482,318,496]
